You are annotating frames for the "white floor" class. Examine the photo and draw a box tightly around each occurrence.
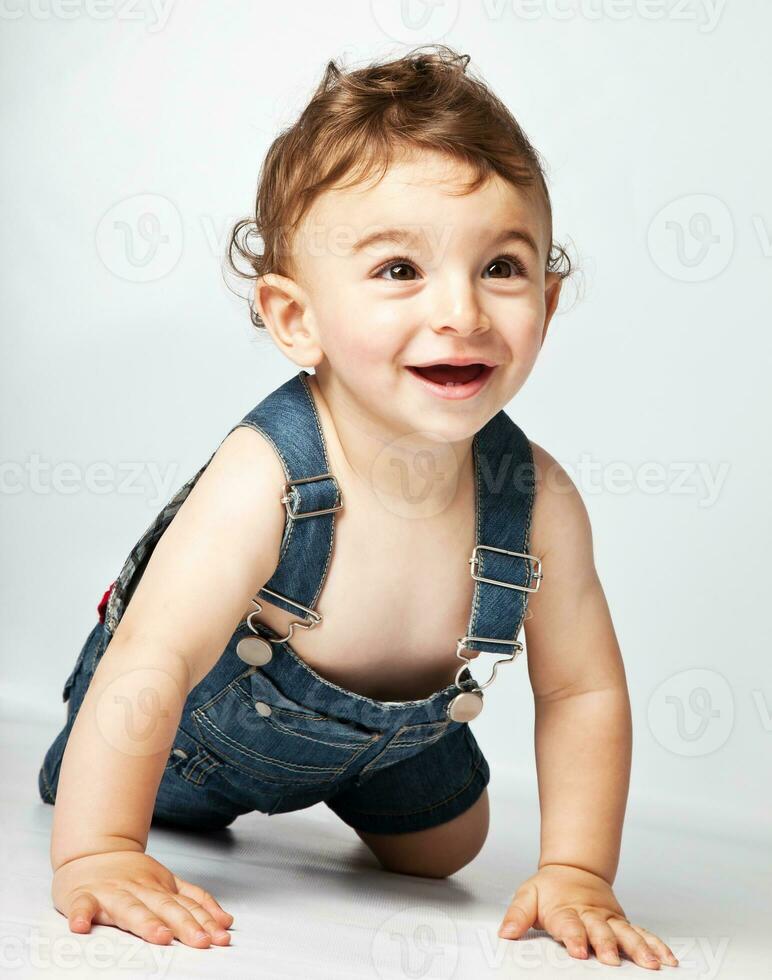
[3,715,767,980]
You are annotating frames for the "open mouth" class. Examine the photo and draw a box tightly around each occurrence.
[408,363,486,386]
[405,363,495,400]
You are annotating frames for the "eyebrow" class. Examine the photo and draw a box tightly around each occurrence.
[350,226,541,257]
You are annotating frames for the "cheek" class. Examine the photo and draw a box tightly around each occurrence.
[501,307,543,354]
[324,302,407,365]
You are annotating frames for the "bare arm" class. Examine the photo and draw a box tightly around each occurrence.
[497,443,676,970]
[49,425,287,942]
[523,441,632,885]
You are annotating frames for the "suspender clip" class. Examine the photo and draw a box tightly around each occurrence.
[282,473,343,519]
[469,544,543,593]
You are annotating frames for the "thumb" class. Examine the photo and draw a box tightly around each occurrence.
[498,882,538,940]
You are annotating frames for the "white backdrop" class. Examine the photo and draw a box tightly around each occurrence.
[2,0,770,854]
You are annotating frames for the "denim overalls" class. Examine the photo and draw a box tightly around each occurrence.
[38,369,541,835]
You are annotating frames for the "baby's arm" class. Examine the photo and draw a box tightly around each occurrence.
[497,442,678,971]
[50,426,287,948]
[524,442,631,886]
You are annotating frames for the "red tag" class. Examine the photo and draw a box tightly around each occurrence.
[97,581,116,624]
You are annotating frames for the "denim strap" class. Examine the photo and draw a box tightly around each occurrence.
[230,370,341,619]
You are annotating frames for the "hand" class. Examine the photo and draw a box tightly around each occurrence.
[498,864,678,970]
[52,850,234,948]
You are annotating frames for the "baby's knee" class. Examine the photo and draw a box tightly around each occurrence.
[355,788,490,878]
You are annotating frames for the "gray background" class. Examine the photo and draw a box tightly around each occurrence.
[2,0,769,864]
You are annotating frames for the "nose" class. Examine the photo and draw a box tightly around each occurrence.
[431,277,489,337]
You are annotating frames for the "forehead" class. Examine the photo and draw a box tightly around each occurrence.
[294,150,550,265]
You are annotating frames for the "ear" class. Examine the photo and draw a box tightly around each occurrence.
[254,274,323,368]
[540,271,562,347]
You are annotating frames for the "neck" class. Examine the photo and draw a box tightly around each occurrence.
[304,369,476,521]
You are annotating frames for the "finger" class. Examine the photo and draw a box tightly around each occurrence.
[94,888,175,946]
[498,882,537,940]
[607,917,662,969]
[173,875,234,928]
[629,924,679,967]
[66,891,101,934]
[172,892,231,945]
[543,908,589,960]
[135,889,222,948]
[109,887,210,947]
[581,913,622,966]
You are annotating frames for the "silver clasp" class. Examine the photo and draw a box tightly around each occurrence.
[281,473,343,520]
[454,635,524,691]
[469,544,543,593]
[247,587,322,644]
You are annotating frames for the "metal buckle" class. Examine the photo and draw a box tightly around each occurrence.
[455,635,524,691]
[247,587,323,644]
[281,473,343,520]
[469,544,543,593]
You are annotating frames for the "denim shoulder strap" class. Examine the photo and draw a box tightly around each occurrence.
[458,409,543,688]
[226,369,341,623]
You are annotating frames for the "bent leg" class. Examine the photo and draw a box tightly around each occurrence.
[326,723,491,876]
[355,787,489,878]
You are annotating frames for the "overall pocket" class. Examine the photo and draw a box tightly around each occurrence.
[190,667,384,790]
[154,726,263,828]
[357,717,456,779]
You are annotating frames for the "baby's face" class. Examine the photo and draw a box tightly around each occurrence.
[267,149,560,441]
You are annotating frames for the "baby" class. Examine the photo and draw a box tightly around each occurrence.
[39,45,677,970]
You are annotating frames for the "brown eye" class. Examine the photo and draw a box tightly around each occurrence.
[374,257,418,281]
[484,255,527,279]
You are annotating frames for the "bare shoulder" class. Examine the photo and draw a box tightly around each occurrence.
[528,439,595,585]
[524,440,625,700]
[174,422,289,557]
[109,422,288,687]
[204,422,288,499]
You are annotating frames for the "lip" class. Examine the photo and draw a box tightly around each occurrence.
[404,363,496,401]
[409,356,499,368]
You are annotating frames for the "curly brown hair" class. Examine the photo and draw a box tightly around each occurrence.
[227,44,573,331]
